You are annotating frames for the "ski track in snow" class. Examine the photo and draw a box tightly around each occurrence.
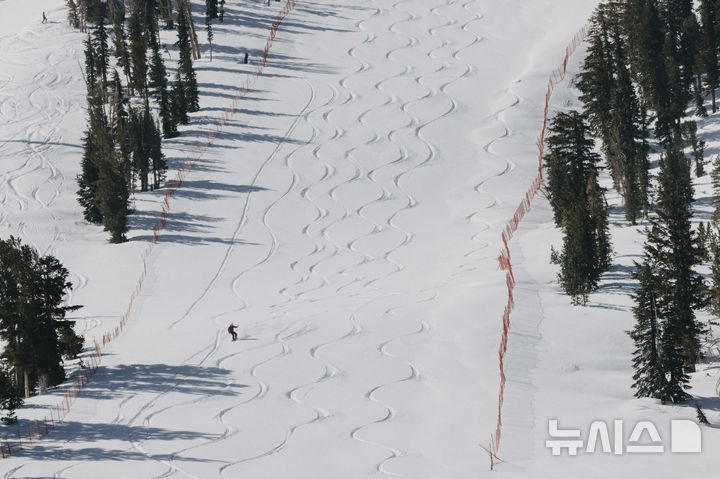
[124,0,492,476]
[0,0,612,477]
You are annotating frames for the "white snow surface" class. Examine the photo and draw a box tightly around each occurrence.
[1,0,719,478]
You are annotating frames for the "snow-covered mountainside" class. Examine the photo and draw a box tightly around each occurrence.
[1,0,719,478]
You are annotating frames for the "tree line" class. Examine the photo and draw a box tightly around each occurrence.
[0,238,83,422]
[71,0,206,243]
[545,0,720,403]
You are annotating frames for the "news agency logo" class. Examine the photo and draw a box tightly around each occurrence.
[546,419,702,455]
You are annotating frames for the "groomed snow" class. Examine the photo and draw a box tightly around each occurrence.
[1,0,719,478]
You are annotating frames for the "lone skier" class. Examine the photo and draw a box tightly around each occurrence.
[228,324,238,341]
[42,12,47,24]
[243,52,249,64]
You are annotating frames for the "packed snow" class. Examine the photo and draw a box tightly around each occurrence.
[1,0,719,478]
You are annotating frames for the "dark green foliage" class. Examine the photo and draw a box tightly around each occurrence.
[0,366,23,424]
[148,39,174,138]
[696,403,709,424]
[558,202,597,304]
[91,4,109,90]
[711,155,720,226]
[545,112,612,303]
[631,137,707,403]
[629,262,667,400]
[171,72,189,126]
[0,238,83,397]
[150,119,166,189]
[128,7,148,97]
[177,7,199,112]
[699,0,720,112]
[112,11,132,87]
[709,232,720,315]
[66,0,81,30]
[545,111,601,226]
[96,150,130,243]
[578,4,649,223]
[682,120,705,176]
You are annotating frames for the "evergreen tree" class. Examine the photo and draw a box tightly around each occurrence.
[545,111,602,227]
[558,201,597,305]
[546,112,612,303]
[219,0,225,22]
[76,85,106,224]
[171,72,189,126]
[712,154,720,226]
[682,120,705,176]
[699,0,719,112]
[629,262,667,399]
[128,7,148,98]
[624,0,674,142]
[150,119,166,189]
[0,238,83,398]
[91,4,109,90]
[96,145,130,243]
[0,365,23,424]
[177,7,199,112]
[112,10,132,87]
[149,38,173,137]
[709,231,720,315]
[577,6,615,144]
[66,0,81,29]
[650,137,707,374]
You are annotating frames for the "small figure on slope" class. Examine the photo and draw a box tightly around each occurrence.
[228,323,238,341]
[42,12,48,24]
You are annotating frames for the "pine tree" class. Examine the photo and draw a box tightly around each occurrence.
[96,153,130,243]
[76,83,106,224]
[629,262,667,399]
[150,119,166,189]
[148,38,173,137]
[219,0,225,22]
[712,154,720,226]
[91,4,109,90]
[544,111,602,227]
[112,10,132,87]
[177,7,199,112]
[558,201,597,305]
[128,7,148,98]
[651,137,707,374]
[624,0,674,142]
[171,72,189,126]
[608,28,646,223]
[0,366,23,424]
[0,238,83,397]
[546,112,612,303]
[577,6,615,144]
[709,232,720,315]
[682,120,705,176]
[699,0,719,112]
[129,107,150,192]
[66,0,81,29]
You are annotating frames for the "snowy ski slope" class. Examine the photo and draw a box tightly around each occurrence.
[3,0,720,478]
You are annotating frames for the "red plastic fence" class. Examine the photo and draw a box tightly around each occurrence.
[0,0,298,459]
[489,26,588,462]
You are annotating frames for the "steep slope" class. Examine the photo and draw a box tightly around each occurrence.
[0,0,619,478]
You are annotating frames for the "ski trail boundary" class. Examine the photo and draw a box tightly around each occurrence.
[0,0,299,460]
[486,25,588,469]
